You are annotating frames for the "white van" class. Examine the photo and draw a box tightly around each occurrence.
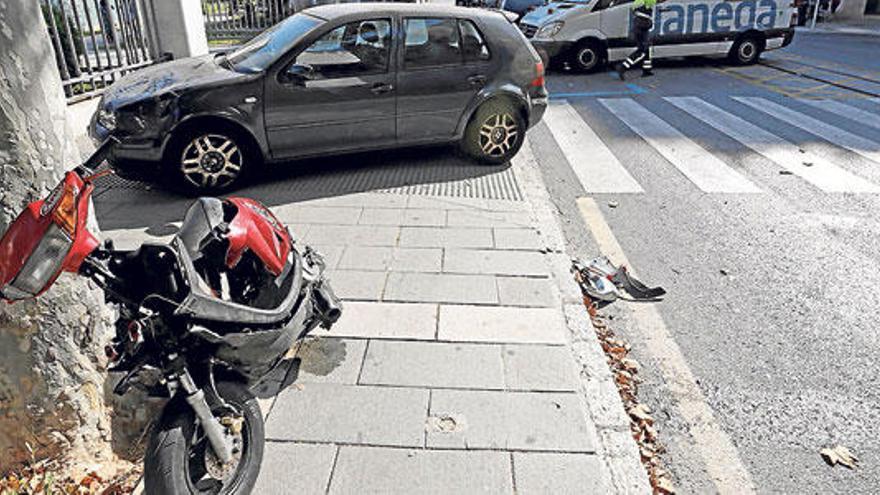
[518,0,796,72]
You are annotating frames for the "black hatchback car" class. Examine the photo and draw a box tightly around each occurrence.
[91,4,548,191]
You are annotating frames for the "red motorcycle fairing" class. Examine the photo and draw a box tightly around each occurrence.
[225,197,291,277]
[0,172,100,301]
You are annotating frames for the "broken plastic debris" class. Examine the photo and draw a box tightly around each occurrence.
[572,257,666,304]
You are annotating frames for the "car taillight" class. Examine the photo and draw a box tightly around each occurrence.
[531,61,545,88]
[4,224,72,299]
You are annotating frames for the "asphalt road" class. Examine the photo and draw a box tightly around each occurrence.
[531,32,880,493]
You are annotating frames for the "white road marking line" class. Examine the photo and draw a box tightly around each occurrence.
[600,98,761,194]
[734,96,880,164]
[576,196,757,495]
[798,99,880,131]
[543,101,644,194]
[666,97,880,193]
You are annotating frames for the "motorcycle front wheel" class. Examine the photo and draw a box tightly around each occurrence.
[144,381,264,494]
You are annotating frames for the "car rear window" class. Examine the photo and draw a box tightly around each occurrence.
[404,18,461,68]
[404,18,491,69]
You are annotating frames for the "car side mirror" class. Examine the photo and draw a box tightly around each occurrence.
[284,63,315,85]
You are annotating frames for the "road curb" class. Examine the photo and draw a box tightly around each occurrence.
[512,138,652,494]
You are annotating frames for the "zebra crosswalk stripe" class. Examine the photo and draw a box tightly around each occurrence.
[599,98,761,194]
[543,101,644,194]
[733,96,880,165]
[666,97,880,193]
[797,99,880,132]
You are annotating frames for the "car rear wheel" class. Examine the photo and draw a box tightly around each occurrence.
[167,126,255,193]
[729,35,763,65]
[461,99,526,165]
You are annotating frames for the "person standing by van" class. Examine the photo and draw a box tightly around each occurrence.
[615,0,657,79]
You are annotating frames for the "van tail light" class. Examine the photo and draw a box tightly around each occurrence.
[531,61,545,88]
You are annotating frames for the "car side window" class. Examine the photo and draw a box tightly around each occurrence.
[293,19,391,79]
[460,20,490,62]
[404,18,461,69]
[594,0,631,10]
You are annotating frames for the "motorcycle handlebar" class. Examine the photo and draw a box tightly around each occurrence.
[76,137,118,177]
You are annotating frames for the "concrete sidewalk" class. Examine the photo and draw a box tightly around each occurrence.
[797,15,880,36]
[96,140,649,493]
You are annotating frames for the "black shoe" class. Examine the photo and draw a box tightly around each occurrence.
[615,64,626,81]
[642,70,654,77]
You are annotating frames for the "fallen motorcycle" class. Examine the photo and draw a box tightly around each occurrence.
[0,140,342,494]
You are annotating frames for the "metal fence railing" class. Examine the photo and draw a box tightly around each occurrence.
[202,0,299,47]
[41,0,159,103]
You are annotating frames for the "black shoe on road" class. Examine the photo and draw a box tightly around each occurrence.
[615,64,626,81]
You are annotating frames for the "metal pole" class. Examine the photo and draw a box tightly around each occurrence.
[811,0,820,29]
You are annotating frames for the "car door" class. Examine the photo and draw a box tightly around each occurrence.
[263,18,396,159]
[395,17,492,143]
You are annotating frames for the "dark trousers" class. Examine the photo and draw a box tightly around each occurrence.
[622,28,653,73]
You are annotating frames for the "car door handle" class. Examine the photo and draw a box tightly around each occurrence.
[371,83,394,95]
[468,75,487,88]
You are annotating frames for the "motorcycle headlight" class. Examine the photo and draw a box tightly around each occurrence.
[98,109,117,131]
[536,21,564,38]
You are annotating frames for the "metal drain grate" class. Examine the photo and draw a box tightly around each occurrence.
[379,168,523,201]
[92,154,524,202]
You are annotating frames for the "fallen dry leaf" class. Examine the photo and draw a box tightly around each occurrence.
[821,445,858,469]
[629,404,653,423]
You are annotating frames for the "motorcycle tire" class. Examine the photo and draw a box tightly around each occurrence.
[144,381,265,495]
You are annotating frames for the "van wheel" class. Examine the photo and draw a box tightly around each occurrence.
[570,40,605,73]
[729,35,763,65]
[461,99,526,165]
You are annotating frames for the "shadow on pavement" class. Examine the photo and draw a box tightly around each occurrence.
[94,144,511,231]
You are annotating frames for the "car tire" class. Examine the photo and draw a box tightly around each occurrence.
[729,35,763,65]
[569,40,605,73]
[461,99,527,165]
[166,124,257,193]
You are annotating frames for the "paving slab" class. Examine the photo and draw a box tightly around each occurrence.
[326,270,387,300]
[496,277,556,307]
[329,446,513,494]
[313,301,438,340]
[426,389,597,452]
[493,228,543,250]
[405,196,490,210]
[253,442,336,494]
[399,226,494,248]
[503,344,580,392]
[443,249,548,276]
[437,305,567,344]
[385,273,498,305]
[304,225,400,246]
[307,193,408,209]
[360,340,505,389]
[310,244,345,270]
[360,208,447,227]
[266,384,429,447]
[338,246,442,272]
[513,452,614,494]
[297,338,366,385]
[273,205,362,225]
[447,210,532,229]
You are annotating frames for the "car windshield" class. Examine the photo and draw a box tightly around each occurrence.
[226,13,323,73]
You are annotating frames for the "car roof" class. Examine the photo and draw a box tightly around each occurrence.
[303,3,504,22]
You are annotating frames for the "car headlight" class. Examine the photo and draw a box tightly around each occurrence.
[98,109,117,131]
[536,21,564,38]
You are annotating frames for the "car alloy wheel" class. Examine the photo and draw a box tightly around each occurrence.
[478,113,519,158]
[180,134,243,190]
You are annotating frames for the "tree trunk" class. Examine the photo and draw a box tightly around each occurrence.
[0,0,116,472]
